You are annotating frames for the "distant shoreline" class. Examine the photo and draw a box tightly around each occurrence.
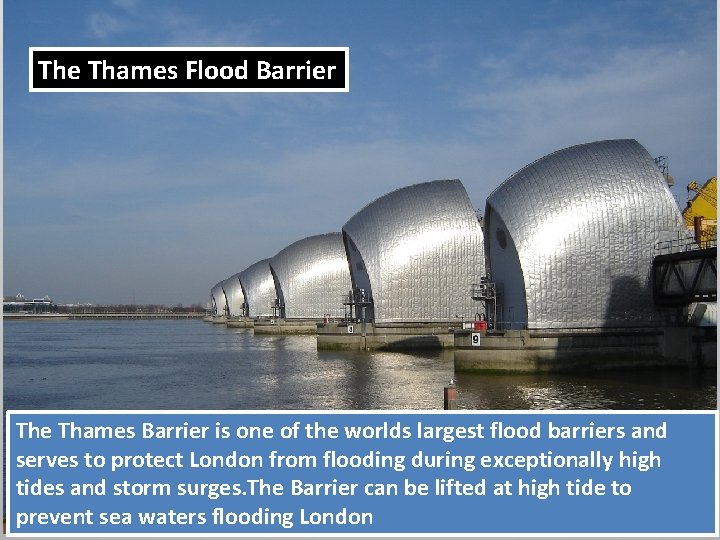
[3,313,206,320]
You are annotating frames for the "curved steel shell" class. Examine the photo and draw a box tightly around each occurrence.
[238,259,276,318]
[343,179,485,322]
[486,139,688,329]
[270,233,351,319]
[222,274,246,317]
[210,282,227,316]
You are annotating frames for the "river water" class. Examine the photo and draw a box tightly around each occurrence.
[3,319,717,410]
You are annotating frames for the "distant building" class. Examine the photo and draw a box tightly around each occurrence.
[3,294,56,314]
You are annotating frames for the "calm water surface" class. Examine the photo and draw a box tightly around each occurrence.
[3,319,717,410]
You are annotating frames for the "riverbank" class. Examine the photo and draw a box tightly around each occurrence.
[3,313,205,320]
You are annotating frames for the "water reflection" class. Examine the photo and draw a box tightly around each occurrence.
[3,320,717,411]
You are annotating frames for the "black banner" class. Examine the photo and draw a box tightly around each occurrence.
[29,48,349,92]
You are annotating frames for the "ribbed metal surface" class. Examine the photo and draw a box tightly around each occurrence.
[270,233,351,319]
[486,139,688,329]
[238,259,276,318]
[222,274,245,317]
[210,282,227,317]
[343,179,485,322]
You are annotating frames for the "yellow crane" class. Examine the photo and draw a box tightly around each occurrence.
[683,177,717,247]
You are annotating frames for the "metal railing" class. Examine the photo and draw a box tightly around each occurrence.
[654,233,716,255]
[470,282,497,300]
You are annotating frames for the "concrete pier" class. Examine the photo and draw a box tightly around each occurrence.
[226,317,254,328]
[254,318,319,335]
[209,316,228,324]
[454,327,717,372]
[317,322,459,351]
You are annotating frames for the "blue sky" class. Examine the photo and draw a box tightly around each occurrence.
[3,0,717,306]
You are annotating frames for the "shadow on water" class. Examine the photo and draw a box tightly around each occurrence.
[452,367,717,410]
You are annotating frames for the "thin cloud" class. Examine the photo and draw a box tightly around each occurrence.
[113,0,141,12]
[87,12,127,39]
[87,1,263,45]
